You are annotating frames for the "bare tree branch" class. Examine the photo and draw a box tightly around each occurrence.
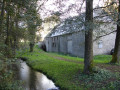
[94,30,117,41]
[93,1,117,10]
[37,0,48,12]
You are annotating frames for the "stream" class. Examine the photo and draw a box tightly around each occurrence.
[16,60,59,90]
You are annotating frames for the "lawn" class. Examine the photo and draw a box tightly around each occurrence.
[17,47,120,90]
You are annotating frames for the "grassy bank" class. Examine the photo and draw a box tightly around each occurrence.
[17,47,120,90]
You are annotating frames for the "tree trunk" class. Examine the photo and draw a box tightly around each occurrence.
[5,11,12,58]
[28,27,35,52]
[110,1,120,63]
[13,14,19,56]
[13,37,17,56]
[0,0,5,34]
[29,43,34,52]
[83,0,93,74]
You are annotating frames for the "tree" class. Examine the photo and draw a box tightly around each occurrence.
[104,0,118,21]
[25,0,42,52]
[0,0,5,35]
[110,0,120,63]
[0,0,43,57]
[84,0,94,73]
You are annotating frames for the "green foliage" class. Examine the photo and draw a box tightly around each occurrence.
[0,59,24,90]
[0,41,23,90]
[75,68,120,90]
[0,0,42,55]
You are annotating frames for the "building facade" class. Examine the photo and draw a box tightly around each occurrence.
[45,30,116,57]
[45,9,116,57]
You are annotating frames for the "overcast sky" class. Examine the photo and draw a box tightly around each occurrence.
[38,0,107,19]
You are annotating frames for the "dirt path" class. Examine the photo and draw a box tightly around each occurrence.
[52,56,83,64]
[45,53,120,73]
[45,53,83,64]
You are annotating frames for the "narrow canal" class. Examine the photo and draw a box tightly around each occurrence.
[17,60,58,90]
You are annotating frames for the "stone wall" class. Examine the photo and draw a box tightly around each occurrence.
[72,31,85,57]
[93,32,116,55]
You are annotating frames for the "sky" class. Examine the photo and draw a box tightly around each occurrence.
[38,0,107,19]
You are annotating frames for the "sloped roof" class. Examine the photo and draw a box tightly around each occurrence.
[48,8,113,37]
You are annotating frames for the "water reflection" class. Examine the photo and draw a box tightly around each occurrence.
[18,60,57,90]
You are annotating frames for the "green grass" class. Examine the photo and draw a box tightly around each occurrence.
[94,55,112,63]
[48,52,84,62]
[16,47,119,90]
[48,52,112,64]
[17,48,84,89]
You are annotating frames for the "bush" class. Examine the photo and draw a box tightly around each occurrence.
[0,59,24,90]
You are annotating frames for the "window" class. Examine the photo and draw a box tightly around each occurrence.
[52,42,54,47]
[98,40,103,49]
[52,37,54,42]
[57,37,58,40]
[52,37,57,47]
[52,42,56,47]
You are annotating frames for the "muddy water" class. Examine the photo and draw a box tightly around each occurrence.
[17,60,58,90]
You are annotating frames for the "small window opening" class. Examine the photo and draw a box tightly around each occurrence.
[98,40,103,49]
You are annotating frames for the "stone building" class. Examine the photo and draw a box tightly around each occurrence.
[45,9,116,57]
